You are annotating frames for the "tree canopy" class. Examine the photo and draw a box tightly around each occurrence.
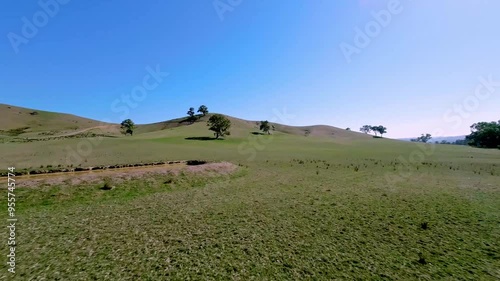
[198,105,209,116]
[207,114,231,139]
[120,119,135,136]
[359,125,386,137]
[373,125,387,137]
[360,125,371,134]
[466,121,500,148]
[260,120,271,134]
[411,133,432,143]
[187,107,196,123]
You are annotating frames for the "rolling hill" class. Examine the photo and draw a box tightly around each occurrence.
[1,104,499,280]
[0,104,114,137]
[0,103,372,142]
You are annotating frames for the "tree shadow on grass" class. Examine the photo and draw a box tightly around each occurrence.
[185,137,221,141]
[251,131,266,135]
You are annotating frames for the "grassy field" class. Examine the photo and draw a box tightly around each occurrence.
[1,108,499,280]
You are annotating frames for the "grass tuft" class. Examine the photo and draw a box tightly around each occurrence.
[420,222,429,230]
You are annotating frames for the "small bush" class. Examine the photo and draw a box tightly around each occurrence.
[6,127,30,136]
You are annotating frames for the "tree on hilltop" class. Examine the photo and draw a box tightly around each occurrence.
[187,107,197,124]
[198,105,209,116]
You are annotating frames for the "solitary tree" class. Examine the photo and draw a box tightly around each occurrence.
[120,119,135,136]
[260,120,271,134]
[346,127,351,131]
[360,125,371,134]
[198,105,209,116]
[187,107,196,123]
[207,114,231,139]
[412,133,432,143]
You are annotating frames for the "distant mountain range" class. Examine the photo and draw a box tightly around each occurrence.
[398,135,467,143]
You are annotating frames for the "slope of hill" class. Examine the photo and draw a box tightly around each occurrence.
[0,104,114,137]
[0,104,371,142]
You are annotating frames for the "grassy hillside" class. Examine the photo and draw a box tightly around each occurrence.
[0,104,112,136]
[1,104,499,279]
[0,104,369,142]
[0,106,387,170]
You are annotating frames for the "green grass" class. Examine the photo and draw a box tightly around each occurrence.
[0,110,499,279]
[0,104,110,134]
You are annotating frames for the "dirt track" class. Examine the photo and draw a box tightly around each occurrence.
[14,162,238,188]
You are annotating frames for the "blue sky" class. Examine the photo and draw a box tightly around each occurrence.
[1,0,499,138]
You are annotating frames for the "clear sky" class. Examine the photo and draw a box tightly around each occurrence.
[1,0,499,138]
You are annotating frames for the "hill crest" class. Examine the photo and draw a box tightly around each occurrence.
[0,103,371,140]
